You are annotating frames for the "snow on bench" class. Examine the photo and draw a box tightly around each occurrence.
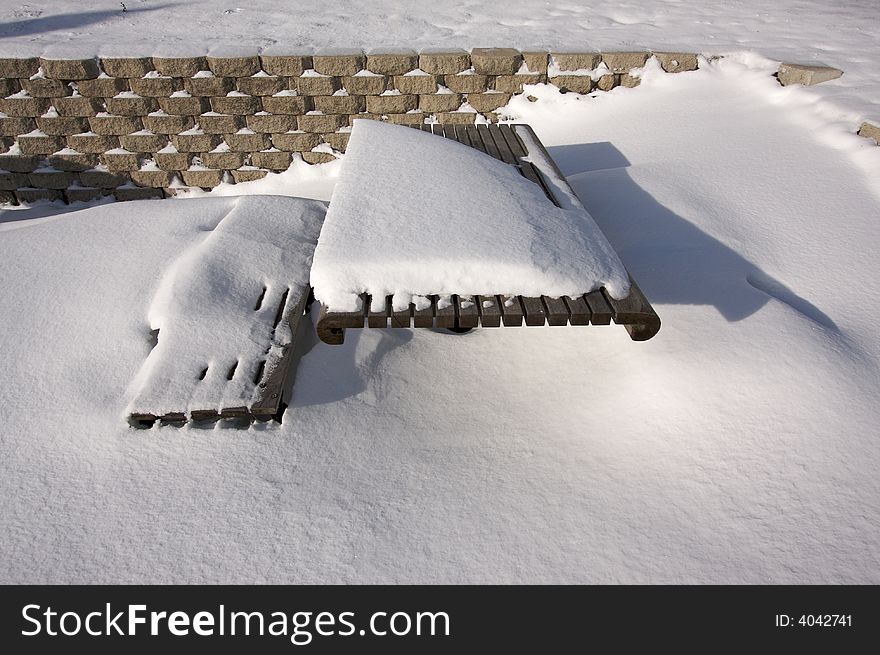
[313,121,660,343]
[127,195,325,426]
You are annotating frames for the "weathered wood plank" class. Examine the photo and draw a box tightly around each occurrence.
[602,277,661,341]
[542,296,570,326]
[521,296,547,326]
[464,125,488,155]
[452,123,473,147]
[500,295,524,326]
[368,294,391,328]
[391,302,414,328]
[563,295,592,326]
[434,295,456,328]
[487,125,519,166]
[475,294,502,328]
[584,290,613,325]
[456,295,480,328]
[476,124,502,162]
[413,296,435,328]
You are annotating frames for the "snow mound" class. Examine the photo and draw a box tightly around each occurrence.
[310,120,630,312]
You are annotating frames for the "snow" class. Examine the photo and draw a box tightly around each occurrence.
[1,2,880,585]
[128,196,325,416]
[310,120,630,312]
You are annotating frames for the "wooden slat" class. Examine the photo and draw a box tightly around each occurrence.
[495,126,552,197]
[413,297,435,328]
[368,294,391,328]
[601,278,661,341]
[440,124,458,140]
[475,294,502,328]
[456,295,480,328]
[464,125,488,155]
[499,295,524,327]
[563,295,592,326]
[434,296,456,328]
[542,296,570,326]
[391,302,414,328]
[584,290,612,325]
[487,125,519,166]
[190,409,219,422]
[520,296,547,326]
[419,124,432,133]
[452,123,473,147]
[476,124,502,162]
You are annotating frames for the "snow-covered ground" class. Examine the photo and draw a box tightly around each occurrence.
[2,50,879,584]
[1,1,878,126]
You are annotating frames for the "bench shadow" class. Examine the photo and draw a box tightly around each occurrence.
[0,7,169,38]
[549,142,837,330]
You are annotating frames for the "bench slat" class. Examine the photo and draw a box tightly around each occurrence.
[368,294,391,328]
[435,295,456,328]
[456,295,480,328]
[413,296,435,328]
[391,302,414,328]
[521,296,547,326]
[563,295,592,325]
[542,296,570,326]
[584,290,613,325]
[475,294,502,327]
[500,295,524,326]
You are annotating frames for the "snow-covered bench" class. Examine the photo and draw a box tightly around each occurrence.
[313,122,660,344]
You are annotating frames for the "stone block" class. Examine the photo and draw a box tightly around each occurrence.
[493,74,545,93]
[387,112,425,125]
[158,95,209,116]
[76,77,129,97]
[0,95,50,117]
[341,74,388,96]
[101,150,142,171]
[522,51,549,74]
[0,116,35,136]
[171,132,221,152]
[601,52,650,73]
[312,95,366,114]
[114,186,164,201]
[313,52,366,77]
[260,55,310,77]
[131,169,173,188]
[393,74,438,95]
[40,57,100,80]
[54,96,103,117]
[181,169,224,188]
[443,74,489,94]
[65,186,107,203]
[152,56,207,78]
[294,75,340,96]
[0,57,39,78]
[0,171,28,190]
[143,113,194,134]
[270,132,322,152]
[419,50,470,75]
[207,55,260,78]
[777,63,843,86]
[67,133,120,153]
[154,151,190,170]
[251,150,292,169]
[231,168,269,183]
[321,132,350,152]
[435,111,476,124]
[297,113,348,133]
[466,92,512,112]
[654,52,699,73]
[22,77,70,98]
[596,74,618,91]
[302,151,337,164]
[121,132,169,153]
[224,131,270,151]
[0,153,41,172]
[79,169,130,187]
[200,151,245,169]
[0,136,11,153]
[367,51,418,76]
[106,95,159,116]
[17,133,64,155]
[550,75,593,94]
[16,187,63,203]
[210,95,261,115]
[35,116,89,136]
[858,122,880,145]
[101,57,153,78]
[620,73,641,88]
[0,189,16,203]
[184,76,234,97]
[198,113,243,134]
[246,113,296,133]
[28,170,75,189]
[261,95,311,115]
[47,151,99,171]
[89,115,143,135]
[418,93,463,112]
[471,48,522,75]
[365,94,418,114]
[551,52,601,71]
[129,76,180,97]
[0,78,20,97]
[236,76,286,97]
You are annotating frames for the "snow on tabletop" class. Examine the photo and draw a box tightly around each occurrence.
[310,120,630,312]
[127,195,325,416]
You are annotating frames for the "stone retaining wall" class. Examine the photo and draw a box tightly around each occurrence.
[0,48,703,204]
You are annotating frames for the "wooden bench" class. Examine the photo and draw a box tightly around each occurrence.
[316,124,660,344]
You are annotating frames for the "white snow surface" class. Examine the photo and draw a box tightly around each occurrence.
[127,195,325,416]
[310,120,630,312]
[1,25,880,585]
[0,1,877,124]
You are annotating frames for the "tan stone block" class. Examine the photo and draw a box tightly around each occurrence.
[777,63,843,86]
[199,151,245,169]
[365,94,418,114]
[16,188,63,202]
[367,52,419,75]
[101,150,142,171]
[418,50,470,75]
[35,116,89,136]
[171,132,221,152]
[0,78,20,97]
[231,168,269,183]
[418,93,462,112]
[251,150,292,169]
[312,95,366,114]
[246,113,296,133]
[207,55,260,77]
[259,55,310,77]
[493,74,545,93]
[106,95,159,116]
[129,77,181,97]
[67,133,120,153]
[54,96,103,117]
[198,113,244,134]
[0,96,50,117]
[387,112,425,125]
[65,186,107,203]
[22,77,71,98]
[0,171,28,190]
[158,95,209,116]
[260,95,310,115]
[522,51,549,74]
[392,74,438,95]
[601,52,650,73]
[0,153,41,172]
[181,168,225,188]
[302,151,337,164]
[131,169,174,187]
[236,76,286,96]
[620,73,641,88]
[40,57,100,80]
[466,92,512,112]
[121,132,169,152]
[114,186,164,201]
[152,56,207,78]
[596,74,618,91]
[550,75,593,94]
[443,74,489,94]
[294,75,340,96]
[551,52,601,71]
[0,116,35,136]
[89,115,143,135]
[270,132,322,152]
[471,48,522,75]
[224,131,271,151]
[297,113,348,133]
[321,133,350,152]
[341,74,388,95]
[79,169,129,187]
[0,57,39,78]
[100,57,154,78]
[435,111,476,124]
[17,133,64,155]
[143,113,195,134]
[27,170,75,189]
[858,121,880,145]
[75,77,128,97]
[184,76,234,97]
[313,52,365,77]
[210,95,261,115]
[154,151,190,170]
[654,52,699,73]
